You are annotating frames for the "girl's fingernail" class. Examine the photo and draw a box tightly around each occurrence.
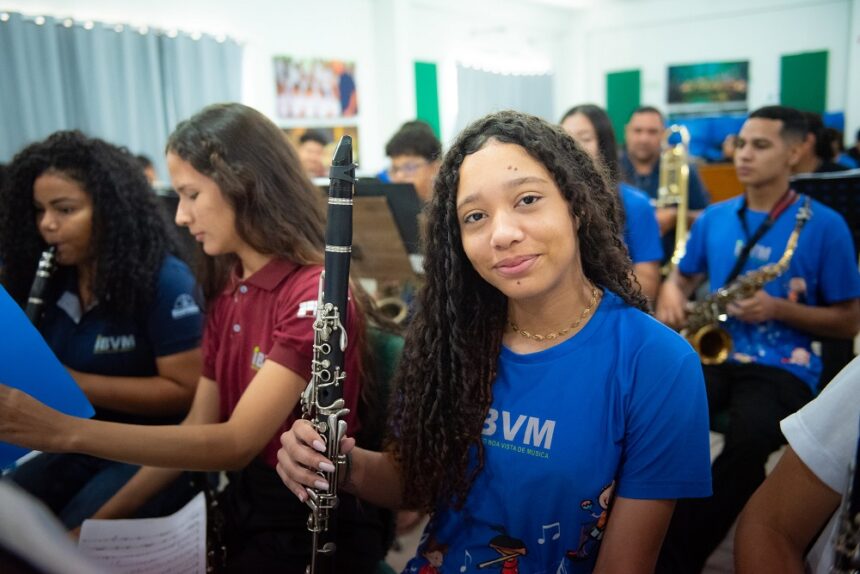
[314,479,330,490]
[319,461,335,472]
[312,440,326,452]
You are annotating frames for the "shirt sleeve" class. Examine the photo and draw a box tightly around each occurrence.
[617,349,713,500]
[816,211,860,304]
[146,257,204,357]
[622,187,664,264]
[678,208,709,277]
[781,357,860,492]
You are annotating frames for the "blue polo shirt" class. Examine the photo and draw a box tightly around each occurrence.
[619,183,663,264]
[39,254,203,424]
[620,152,710,264]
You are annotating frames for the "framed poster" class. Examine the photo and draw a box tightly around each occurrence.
[283,125,361,171]
[667,61,748,116]
[274,57,358,120]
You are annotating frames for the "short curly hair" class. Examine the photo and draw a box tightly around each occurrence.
[0,131,177,317]
[389,110,647,511]
[385,120,442,161]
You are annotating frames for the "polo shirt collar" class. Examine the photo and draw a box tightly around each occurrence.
[229,257,301,294]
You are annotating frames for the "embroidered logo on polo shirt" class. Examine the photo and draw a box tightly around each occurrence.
[93,334,136,354]
[251,345,266,371]
[171,294,201,319]
[297,300,317,318]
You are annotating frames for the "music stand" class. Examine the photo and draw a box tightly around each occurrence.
[790,169,860,389]
[354,180,424,257]
[791,169,860,255]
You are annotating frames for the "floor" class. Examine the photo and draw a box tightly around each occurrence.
[383,432,784,574]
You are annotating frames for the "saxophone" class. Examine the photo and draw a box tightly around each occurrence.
[683,196,812,365]
[301,135,356,574]
[658,125,691,275]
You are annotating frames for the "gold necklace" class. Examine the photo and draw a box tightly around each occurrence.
[508,286,600,342]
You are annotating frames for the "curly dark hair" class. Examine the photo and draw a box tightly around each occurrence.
[166,103,327,301]
[389,110,648,512]
[385,120,442,162]
[0,131,176,317]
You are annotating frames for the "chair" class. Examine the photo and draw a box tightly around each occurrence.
[698,163,744,204]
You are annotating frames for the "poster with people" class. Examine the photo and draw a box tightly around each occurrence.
[274,57,358,119]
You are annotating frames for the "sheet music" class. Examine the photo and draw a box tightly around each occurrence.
[78,492,207,574]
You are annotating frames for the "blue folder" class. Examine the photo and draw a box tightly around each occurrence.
[0,286,94,469]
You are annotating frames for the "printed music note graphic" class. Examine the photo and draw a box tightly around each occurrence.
[538,522,561,544]
[460,549,472,572]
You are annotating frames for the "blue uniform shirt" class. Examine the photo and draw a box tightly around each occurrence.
[39,254,203,424]
[404,291,712,574]
[619,183,664,264]
[680,195,860,392]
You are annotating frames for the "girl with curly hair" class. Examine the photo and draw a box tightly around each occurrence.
[278,110,713,573]
[0,131,204,529]
[560,104,664,301]
[0,103,389,572]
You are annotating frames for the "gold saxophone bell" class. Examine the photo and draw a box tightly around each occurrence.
[376,296,409,324]
[686,324,732,365]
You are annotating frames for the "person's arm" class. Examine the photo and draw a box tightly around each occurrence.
[632,262,660,302]
[0,358,306,471]
[86,376,222,521]
[728,295,860,339]
[68,347,202,417]
[656,267,705,329]
[276,418,404,510]
[593,497,675,574]
[734,446,841,574]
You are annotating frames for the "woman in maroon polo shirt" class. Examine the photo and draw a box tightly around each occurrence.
[0,103,390,573]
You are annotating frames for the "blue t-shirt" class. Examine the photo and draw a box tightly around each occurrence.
[404,291,712,574]
[619,183,663,264]
[680,195,860,392]
[39,254,203,424]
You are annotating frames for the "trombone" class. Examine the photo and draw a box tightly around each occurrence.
[657,125,691,275]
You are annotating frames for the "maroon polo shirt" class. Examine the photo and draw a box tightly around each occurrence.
[202,258,362,468]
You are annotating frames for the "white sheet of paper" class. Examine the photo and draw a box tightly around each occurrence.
[78,491,207,574]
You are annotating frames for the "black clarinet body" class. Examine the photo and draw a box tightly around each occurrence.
[25,246,57,327]
[301,135,356,574]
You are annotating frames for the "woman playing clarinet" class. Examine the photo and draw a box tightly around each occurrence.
[0,104,389,572]
[0,131,203,528]
[277,111,713,574]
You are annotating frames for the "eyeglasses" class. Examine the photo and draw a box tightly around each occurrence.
[387,160,428,177]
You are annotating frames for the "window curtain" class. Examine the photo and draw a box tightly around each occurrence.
[454,64,554,134]
[0,12,242,180]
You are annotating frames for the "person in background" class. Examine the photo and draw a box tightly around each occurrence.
[656,105,860,574]
[734,355,860,574]
[561,104,663,301]
[278,110,712,574]
[296,129,329,179]
[136,154,158,187]
[720,134,738,163]
[794,112,850,174]
[0,131,204,529]
[385,120,442,203]
[848,128,860,166]
[0,104,390,573]
[825,128,859,169]
[620,106,710,266]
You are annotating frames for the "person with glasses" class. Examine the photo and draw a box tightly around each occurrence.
[385,120,442,203]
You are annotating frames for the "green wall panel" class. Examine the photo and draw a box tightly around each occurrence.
[780,50,827,114]
[414,61,440,138]
[607,70,641,144]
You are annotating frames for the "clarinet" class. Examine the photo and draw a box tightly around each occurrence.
[25,246,57,327]
[301,135,356,574]
[832,417,860,573]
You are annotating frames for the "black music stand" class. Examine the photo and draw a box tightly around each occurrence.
[354,180,424,257]
[790,169,860,389]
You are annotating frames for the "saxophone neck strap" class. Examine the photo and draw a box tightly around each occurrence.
[725,189,800,286]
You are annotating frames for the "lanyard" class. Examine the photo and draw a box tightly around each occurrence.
[725,189,798,285]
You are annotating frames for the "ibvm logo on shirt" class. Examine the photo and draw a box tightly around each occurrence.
[93,334,136,354]
[482,408,556,459]
[172,294,201,320]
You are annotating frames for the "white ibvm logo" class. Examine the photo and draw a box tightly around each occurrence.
[482,408,556,450]
[94,334,137,354]
[297,300,318,318]
[171,294,201,319]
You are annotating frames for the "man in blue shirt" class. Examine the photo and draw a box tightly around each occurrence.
[620,106,710,265]
[655,105,860,573]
